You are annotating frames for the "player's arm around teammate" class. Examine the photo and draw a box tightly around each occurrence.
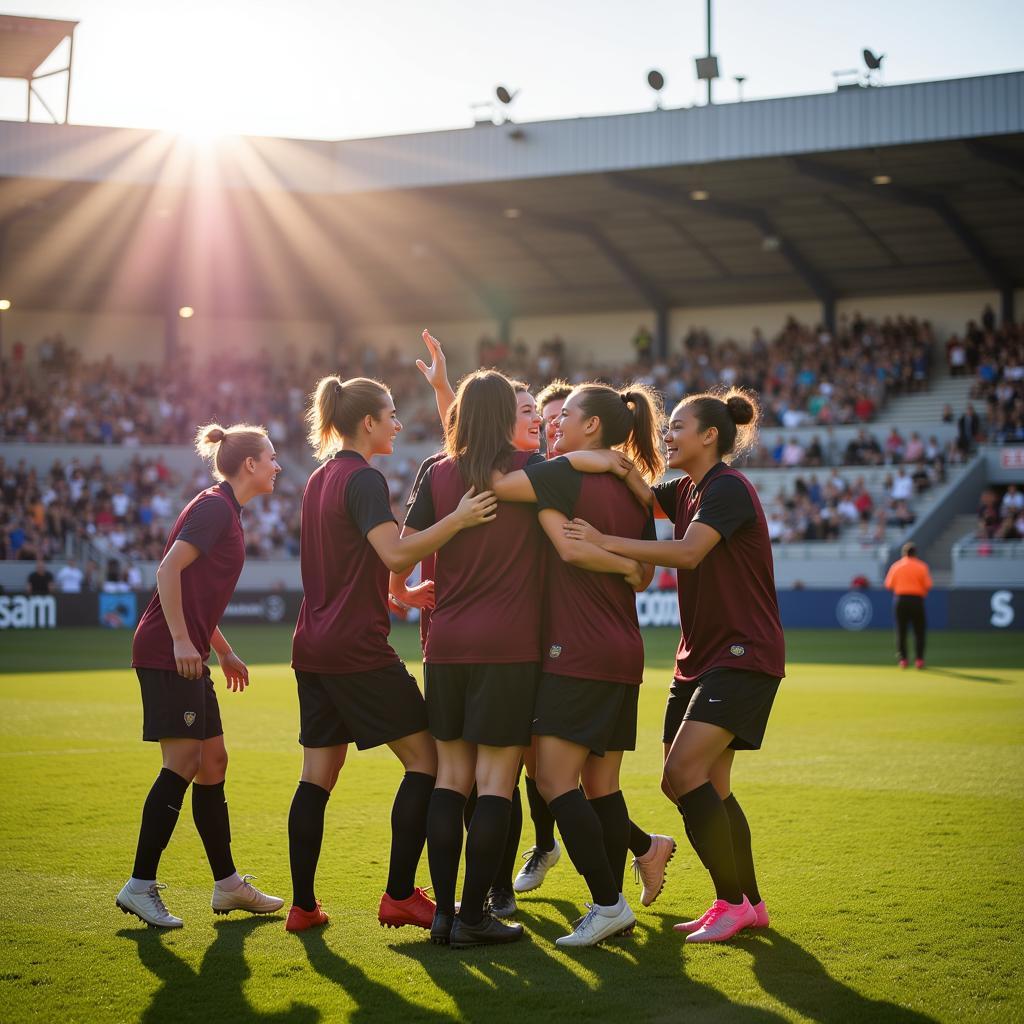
[564,389,786,944]
[285,376,495,934]
[117,424,285,929]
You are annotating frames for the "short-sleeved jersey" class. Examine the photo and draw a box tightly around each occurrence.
[525,457,656,685]
[654,463,785,683]
[884,556,932,597]
[405,451,446,649]
[291,451,399,675]
[407,451,546,663]
[132,482,245,671]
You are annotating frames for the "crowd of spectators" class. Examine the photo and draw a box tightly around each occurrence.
[762,459,947,546]
[499,311,933,430]
[2,310,934,453]
[947,314,1024,445]
[975,485,1024,543]
[0,335,443,451]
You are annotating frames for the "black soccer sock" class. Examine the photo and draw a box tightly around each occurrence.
[288,781,330,912]
[723,793,761,905]
[525,776,556,852]
[629,820,652,858]
[684,821,713,872]
[459,795,512,926]
[677,782,742,905]
[549,788,618,907]
[427,788,466,915]
[191,780,236,882]
[386,771,435,901]
[493,785,523,892]
[132,767,190,880]
[463,786,478,832]
[588,791,631,892]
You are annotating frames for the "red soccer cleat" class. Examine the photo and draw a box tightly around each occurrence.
[285,900,329,932]
[898,659,909,669]
[915,659,925,670]
[378,887,435,929]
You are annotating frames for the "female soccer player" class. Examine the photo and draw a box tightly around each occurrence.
[402,333,543,921]
[393,369,547,948]
[491,382,665,947]
[118,423,285,929]
[563,388,786,944]
[286,375,496,934]
[513,379,672,906]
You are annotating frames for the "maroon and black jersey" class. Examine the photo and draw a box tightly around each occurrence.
[653,463,785,683]
[292,451,399,675]
[405,451,447,650]
[406,451,546,664]
[132,482,245,671]
[525,457,657,685]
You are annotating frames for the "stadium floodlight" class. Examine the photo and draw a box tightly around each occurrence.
[872,174,892,185]
[0,298,10,311]
[690,189,710,201]
[503,208,521,219]
[178,306,194,319]
[863,49,884,71]
[496,86,519,105]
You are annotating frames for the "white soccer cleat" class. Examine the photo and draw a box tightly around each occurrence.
[212,874,285,915]
[555,894,636,948]
[513,841,562,893]
[116,881,183,929]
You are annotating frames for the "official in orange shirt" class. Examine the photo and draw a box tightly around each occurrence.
[884,543,932,669]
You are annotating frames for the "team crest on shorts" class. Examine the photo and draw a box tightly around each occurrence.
[729,644,745,657]
[549,644,562,659]
[183,711,197,727]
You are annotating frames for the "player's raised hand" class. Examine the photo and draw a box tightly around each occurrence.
[416,330,448,389]
[563,517,605,547]
[455,486,499,527]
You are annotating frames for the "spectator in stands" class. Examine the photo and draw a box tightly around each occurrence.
[781,436,805,467]
[957,404,982,455]
[977,489,1001,538]
[890,468,914,503]
[56,558,85,593]
[26,557,54,595]
[904,432,925,464]
[884,428,905,464]
[1001,484,1024,517]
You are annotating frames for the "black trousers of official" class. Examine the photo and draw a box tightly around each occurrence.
[894,595,926,661]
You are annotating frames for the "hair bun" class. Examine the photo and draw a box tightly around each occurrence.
[620,391,634,405]
[205,427,226,444]
[726,395,755,426]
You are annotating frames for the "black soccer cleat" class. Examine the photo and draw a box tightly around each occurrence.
[430,910,455,945]
[449,915,525,949]
[486,887,518,919]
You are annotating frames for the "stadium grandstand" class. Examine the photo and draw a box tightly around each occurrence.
[1,65,1022,622]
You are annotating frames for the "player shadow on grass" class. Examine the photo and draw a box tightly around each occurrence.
[118,917,317,1024]
[648,913,938,1024]
[922,668,1012,685]
[389,895,789,1023]
[295,927,456,1023]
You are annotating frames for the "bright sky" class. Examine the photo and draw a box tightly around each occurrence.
[1,0,1021,140]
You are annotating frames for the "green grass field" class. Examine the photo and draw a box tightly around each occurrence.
[1,626,1022,1023]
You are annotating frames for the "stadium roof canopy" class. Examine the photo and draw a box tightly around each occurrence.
[0,70,1022,344]
[0,15,77,122]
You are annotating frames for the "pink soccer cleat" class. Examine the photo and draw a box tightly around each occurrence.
[750,899,770,928]
[915,659,925,670]
[673,903,716,934]
[898,659,909,669]
[683,897,756,943]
